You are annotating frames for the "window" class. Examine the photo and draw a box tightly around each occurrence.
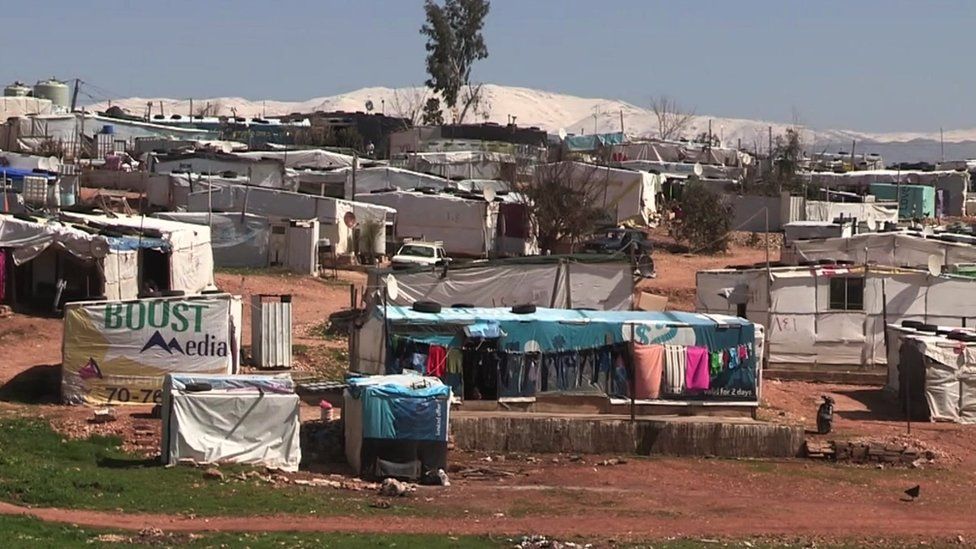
[829,277,864,310]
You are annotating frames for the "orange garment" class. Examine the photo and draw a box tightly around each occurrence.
[633,343,664,399]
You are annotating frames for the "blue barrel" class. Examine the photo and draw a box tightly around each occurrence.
[101,124,115,134]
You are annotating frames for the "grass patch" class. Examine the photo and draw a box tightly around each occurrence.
[0,418,411,517]
[214,266,296,276]
[0,515,505,548]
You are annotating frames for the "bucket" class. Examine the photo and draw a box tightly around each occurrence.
[319,400,334,422]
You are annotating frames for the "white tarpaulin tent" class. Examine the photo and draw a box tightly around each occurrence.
[356,190,500,256]
[344,166,454,198]
[161,373,301,471]
[885,326,976,424]
[539,162,662,225]
[696,265,976,370]
[153,212,270,268]
[785,231,976,269]
[187,183,393,256]
[803,200,898,228]
[236,148,354,170]
[355,259,635,373]
[62,212,216,296]
[803,170,969,216]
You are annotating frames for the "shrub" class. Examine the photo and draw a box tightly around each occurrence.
[670,181,733,253]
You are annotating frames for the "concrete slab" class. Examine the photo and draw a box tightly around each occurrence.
[450,412,803,458]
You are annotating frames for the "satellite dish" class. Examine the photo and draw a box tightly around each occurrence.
[89,238,110,258]
[866,217,877,231]
[365,99,374,112]
[693,163,704,177]
[524,340,541,353]
[343,211,358,228]
[385,275,399,301]
[928,254,943,277]
[483,187,496,202]
[922,226,934,236]
[557,128,567,140]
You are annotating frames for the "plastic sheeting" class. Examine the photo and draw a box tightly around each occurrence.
[162,373,301,470]
[790,232,976,269]
[153,212,270,268]
[367,260,634,311]
[236,149,354,169]
[563,132,626,152]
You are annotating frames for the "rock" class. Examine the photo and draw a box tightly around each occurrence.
[379,478,410,497]
[203,468,224,481]
[89,408,117,424]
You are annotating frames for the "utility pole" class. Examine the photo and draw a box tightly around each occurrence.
[941,127,945,163]
[619,109,624,134]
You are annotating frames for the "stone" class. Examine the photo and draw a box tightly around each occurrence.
[203,468,224,481]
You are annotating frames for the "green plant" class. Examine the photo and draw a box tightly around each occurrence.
[669,181,733,253]
[421,0,491,123]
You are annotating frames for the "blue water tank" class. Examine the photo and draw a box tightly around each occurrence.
[101,124,115,135]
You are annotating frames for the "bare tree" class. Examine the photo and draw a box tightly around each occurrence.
[389,87,430,127]
[455,83,488,124]
[518,162,612,252]
[650,95,695,141]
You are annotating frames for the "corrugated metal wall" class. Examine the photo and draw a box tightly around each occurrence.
[251,295,292,368]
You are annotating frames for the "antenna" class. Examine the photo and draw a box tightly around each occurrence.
[866,217,877,231]
[365,99,374,113]
[693,163,704,177]
[927,254,943,277]
[557,128,567,140]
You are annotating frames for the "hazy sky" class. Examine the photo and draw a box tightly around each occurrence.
[2,0,974,132]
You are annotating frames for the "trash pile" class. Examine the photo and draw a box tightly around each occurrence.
[805,438,938,467]
[512,535,593,549]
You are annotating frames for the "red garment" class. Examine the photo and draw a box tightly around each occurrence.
[426,345,448,377]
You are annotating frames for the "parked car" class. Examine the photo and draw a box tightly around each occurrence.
[582,228,655,278]
[390,240,452,270]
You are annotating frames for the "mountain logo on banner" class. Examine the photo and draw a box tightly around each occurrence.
[139,330,228,357]
[78,357,103,380]
[140,331,186,354]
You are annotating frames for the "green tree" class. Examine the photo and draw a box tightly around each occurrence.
[420,0,490,123]
[670,181,733,253]
[519,162,611,253]
[421,97,445,125]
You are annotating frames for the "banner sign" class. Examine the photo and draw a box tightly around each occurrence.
[62,297,233,404]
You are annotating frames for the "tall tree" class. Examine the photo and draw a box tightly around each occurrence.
[421,97,445,125]
[420,0,490,124]
[650,95,695,141]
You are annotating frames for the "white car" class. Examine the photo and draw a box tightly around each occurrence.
[390,241,451,269]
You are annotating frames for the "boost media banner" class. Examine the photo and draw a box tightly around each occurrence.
[62,297,234,404]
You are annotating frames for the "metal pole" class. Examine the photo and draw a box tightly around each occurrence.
[630,323,636,423]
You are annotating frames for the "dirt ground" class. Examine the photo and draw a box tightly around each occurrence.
[6,255,976,543]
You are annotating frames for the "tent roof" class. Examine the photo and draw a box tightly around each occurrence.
[385,305,747,328]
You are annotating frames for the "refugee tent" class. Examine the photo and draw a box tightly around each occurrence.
[539,162,662,225]
[884,324,976,424]
[356,305,761,406]
[344,373,450,480]
[356,190,534,257]
[62,294,243,404]
[400,150,515,180]
[151,152,285,188]
[784,231,976,269]
[362,255,634,310]
[61,212,216,296]
[236,148,354,170]
[610,141,750,167]
[869,183,936,219]
[696,264,976,370]
[803,200,898,228]
[803,170,969,217]
[186,183,393,256]
[153,212,270,268]
[344,166,454,198]
[161,373,301,471]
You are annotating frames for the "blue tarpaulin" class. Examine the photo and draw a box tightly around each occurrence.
[384,306,754,354]
[348,377,450,441]
[562,132,626,152]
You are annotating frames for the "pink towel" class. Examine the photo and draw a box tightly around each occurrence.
[686,346,710,391]
[633,344,664,399]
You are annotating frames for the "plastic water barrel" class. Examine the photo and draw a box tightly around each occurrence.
[101,124,115,135]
